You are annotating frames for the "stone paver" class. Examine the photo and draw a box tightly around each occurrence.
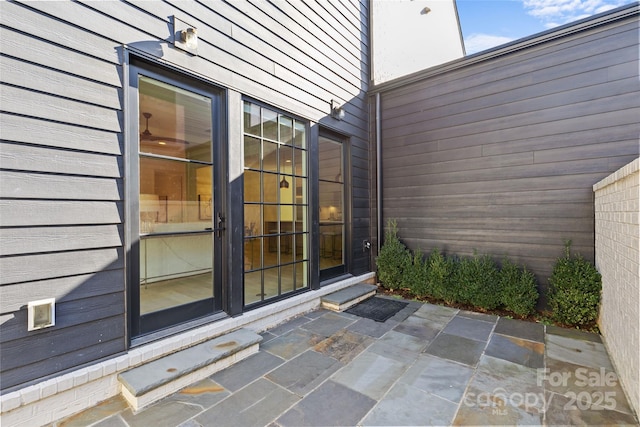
[331,350,408,400]
[51,300,639,427]
[275,380,375,427]
[424,332,486,366]
[362,382,459,426]
[260,328,323,360]
[494,317,545,342]
[485,333,545,368]
[266,349,342,395]
[399,354,474,402]
[193,378,299,427]
[211,351,283,392]
[442,315,495,342]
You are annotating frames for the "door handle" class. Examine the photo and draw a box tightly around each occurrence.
[216,212,225,237]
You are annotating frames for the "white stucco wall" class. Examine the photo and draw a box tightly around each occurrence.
[371,0,465,84]
[594,157,639,417]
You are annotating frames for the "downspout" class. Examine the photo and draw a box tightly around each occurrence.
[376,92,382,253]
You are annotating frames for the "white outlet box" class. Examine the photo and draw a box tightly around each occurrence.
[28,298,55,331]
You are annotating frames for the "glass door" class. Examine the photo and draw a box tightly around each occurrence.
[319,133,347,280]
[130,65,223,337]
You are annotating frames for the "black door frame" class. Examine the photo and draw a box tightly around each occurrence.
[318,128,351,282]
[126,56,226,340]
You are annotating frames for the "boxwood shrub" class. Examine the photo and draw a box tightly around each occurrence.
[455,252,501,310]
[405,248,429,297]
[375,219,411,290]
[499,258,538,317]
[547,241,601,327]
[425,248,457,304]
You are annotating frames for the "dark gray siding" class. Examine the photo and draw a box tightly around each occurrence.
[0,0,370,391]
[372,5,639,294]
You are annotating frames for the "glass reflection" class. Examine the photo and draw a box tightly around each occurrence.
[319,135,345,272]
[138,75,215,322]
[243,102,308,306]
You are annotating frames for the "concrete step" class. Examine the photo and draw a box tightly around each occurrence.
[118,328,261,411]
[321,283,377,312]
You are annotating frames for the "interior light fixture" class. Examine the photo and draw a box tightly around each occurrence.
[280,176,290,189]
[331,99,345,120]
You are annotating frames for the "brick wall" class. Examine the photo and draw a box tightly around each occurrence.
[594,157,639,416]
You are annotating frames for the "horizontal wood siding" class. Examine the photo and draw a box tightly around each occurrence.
[374,8,639,296]
[0,0,370,391]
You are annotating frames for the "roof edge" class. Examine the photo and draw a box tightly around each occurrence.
[370,1,639,94]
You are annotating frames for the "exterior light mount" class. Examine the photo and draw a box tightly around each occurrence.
[173,16,198,54]
[331,99,345,120]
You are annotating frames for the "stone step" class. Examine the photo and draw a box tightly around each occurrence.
[118,328,261,411]
[321,283,377,312]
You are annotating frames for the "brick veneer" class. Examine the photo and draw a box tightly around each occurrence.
[594,158,639,417]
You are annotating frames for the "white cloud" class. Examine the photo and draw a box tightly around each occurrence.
[523,0,629,25]
[464,33,514,54]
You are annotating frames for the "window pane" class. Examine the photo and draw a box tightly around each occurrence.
[242,102,308,306]
[263,267,279,299]
[320,224,343,267]
[263,109,278,141]
[264,173,278,203]
[244,236,260,271]
[319,137,342,182]
[244,101,261,136]
[139,76,211,161]
[244,136,261,169]
[263,141,278,173]
[294,232,308,261]
[139,234,213,314]
[244,170,261,203]
[280,177,294,205]
[244,270,262,305]
[140,157,213,232]
[279,145,293,174]
[281,264,295,294]
[294,205,307,230]
[295,177,307,206]
[280,204,294,225]
[319,181,343,221]
[279,116,293,145]
[296,261,308,288]
[264,205,278,232]
[294,148,306,177]
[294,120,306,148]
[280,235,294,264]
[244,204,261,236]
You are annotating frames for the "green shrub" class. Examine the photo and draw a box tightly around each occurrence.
[376,219,411,289]
[499,258,538,317]
[455,252,501,310]
[405,248,429,296]
[547,241,601,327]
[425,249,457,304]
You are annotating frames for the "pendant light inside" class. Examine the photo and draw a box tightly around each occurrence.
[280,176,289,188]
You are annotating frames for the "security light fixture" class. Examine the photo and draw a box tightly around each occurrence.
[181,28,198,49]
[173,16,198,54]
[331,99,345,120]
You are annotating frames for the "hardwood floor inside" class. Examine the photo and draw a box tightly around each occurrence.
[140,272,213,314]
[140,240,344,314]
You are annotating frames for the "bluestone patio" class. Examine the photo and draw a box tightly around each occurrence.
[52,295,637,427]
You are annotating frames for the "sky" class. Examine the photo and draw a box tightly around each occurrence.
[456,0,634,54]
